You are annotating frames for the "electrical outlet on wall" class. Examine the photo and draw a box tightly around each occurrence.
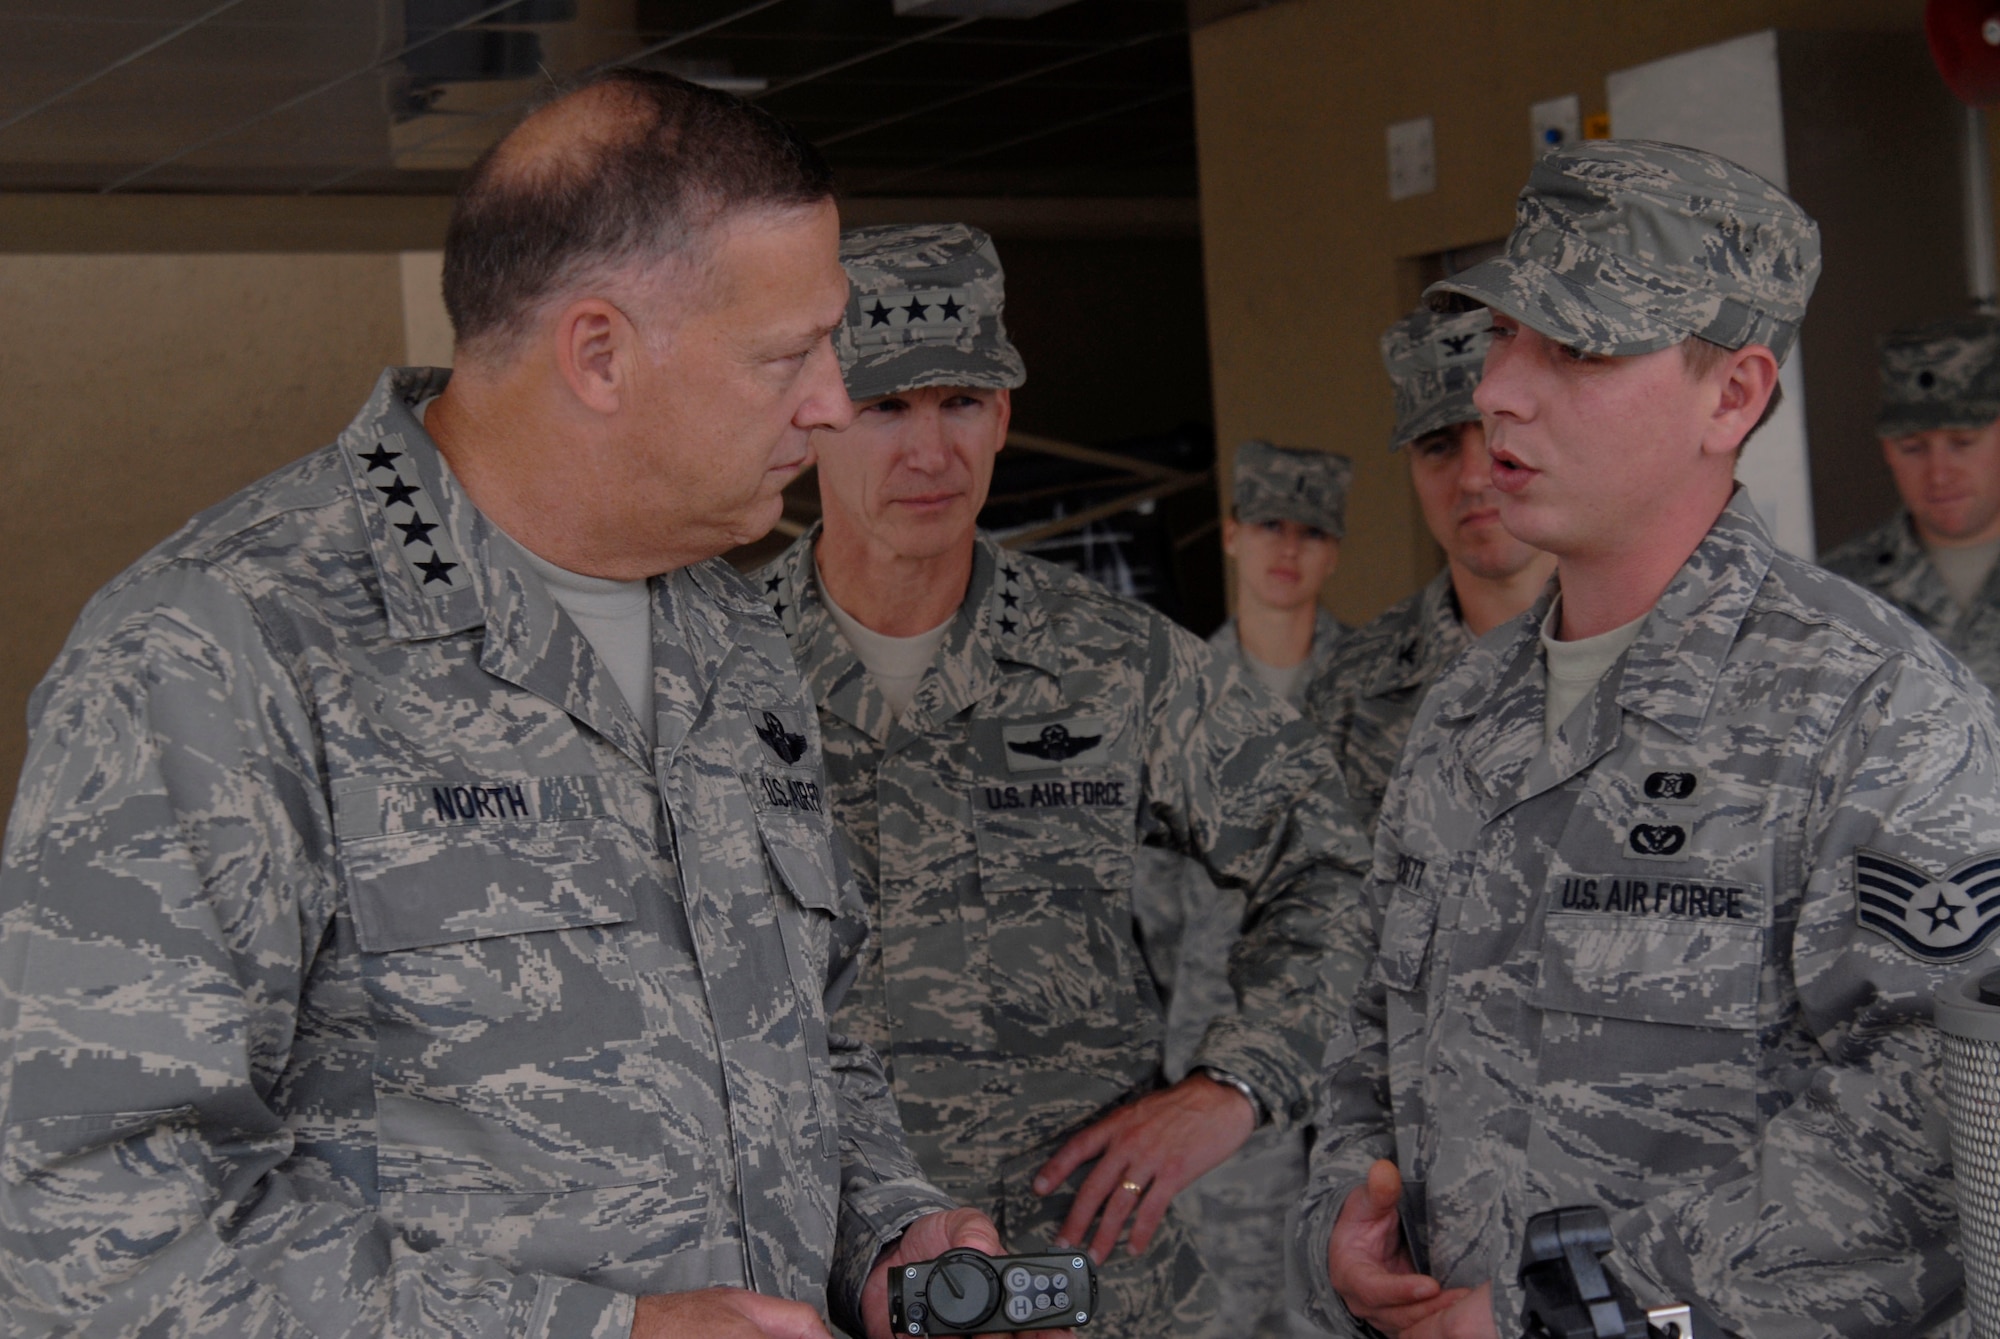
[1530,94,1580,156]
[1387,116,1435,200]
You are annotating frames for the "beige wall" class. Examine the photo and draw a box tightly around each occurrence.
[0,252,405,813]
[1191,0,1948,626]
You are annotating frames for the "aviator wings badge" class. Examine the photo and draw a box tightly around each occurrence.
[1006,721,1104,763]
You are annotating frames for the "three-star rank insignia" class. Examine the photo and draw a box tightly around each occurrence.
[850,287,974,351]
[352,434,468,594]
[1856,848,2000,963]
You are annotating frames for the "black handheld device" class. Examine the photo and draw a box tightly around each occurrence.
[1517,1205,1698,1339]
[888,1248,1097,1335]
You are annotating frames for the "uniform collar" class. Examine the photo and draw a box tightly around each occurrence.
[1361,570,1472,698]
[338,366,481,642]
[1212,609,1347,695]
[1436,488,1777,747]
[1859,511,1975,629]
[338,366,768,771]
[764,528,1065,744]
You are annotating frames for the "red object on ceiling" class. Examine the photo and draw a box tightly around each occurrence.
[1929,0,2000,106]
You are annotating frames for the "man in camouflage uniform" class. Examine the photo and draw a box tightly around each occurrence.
[0,72,991,1339]
[756,223,1371,1338]
[1822,316,2000,697]
[1132,440,1352,1339]
[1303,306,1555,833]
[1307,141,2000,1339]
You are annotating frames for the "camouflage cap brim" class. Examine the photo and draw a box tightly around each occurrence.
[1390,394,1483,451]
[1426,252,1690,359]
[1877,401,2000,439]
[843,340,1027,403]
[1876,315,2000,439]
[1233,439,1352,537]
[836,221,1028,404]
[1381,306,1492,450]
[1426,140,1815,363]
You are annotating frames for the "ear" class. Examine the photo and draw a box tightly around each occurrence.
[553,297,637,416]
[1703,344,1781,457]
[992,387,1013,451]
[1220,514,1240,557]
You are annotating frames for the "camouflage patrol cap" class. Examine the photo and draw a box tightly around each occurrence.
[1877,316,2000,438]
[1426,140,1821,361]
[1381,306,1491,449]
[1232,440,1354,538]
[835,222,1027,402]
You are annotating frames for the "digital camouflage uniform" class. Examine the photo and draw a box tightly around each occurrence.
[1131,612,1346,1339]
[1303,142,2000,1338]
[1303,306,1494,836]
[1303,572,1472,836]
[0,368,953,1338]
[1822,317,2000,698]
[1134,440,1353,1339]
[765,225,1374,1339]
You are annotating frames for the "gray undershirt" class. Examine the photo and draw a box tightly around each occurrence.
[1239,647,1311,708]
[1541,597,1648,745]
[1927,536,2000,612]
[818,568,954,719]
[423,397,656,742]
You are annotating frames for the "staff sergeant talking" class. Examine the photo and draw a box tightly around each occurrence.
[0,71,998,1339]
[755,223,1371,1338]
[1306,141,2000,1339]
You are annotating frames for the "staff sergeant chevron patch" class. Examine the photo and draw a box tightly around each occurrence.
[1855,848,2000,963]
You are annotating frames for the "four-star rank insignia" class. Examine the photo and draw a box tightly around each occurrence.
[1856,848,2000,963]
[352,433,468,594]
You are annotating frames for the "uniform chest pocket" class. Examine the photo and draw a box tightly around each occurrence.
[972,797,1138,1035]
[1532,914,1764,1031]
[1528,913,1767,1179]
[339,815,677,1197]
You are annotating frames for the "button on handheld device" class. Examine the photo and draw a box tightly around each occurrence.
[889,1249,1097,1334]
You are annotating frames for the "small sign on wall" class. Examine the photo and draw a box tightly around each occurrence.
[1387,116,1436,200]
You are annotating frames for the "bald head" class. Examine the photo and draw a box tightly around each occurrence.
[442,68,833,365]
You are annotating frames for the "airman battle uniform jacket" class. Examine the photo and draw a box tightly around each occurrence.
[1823,509,2000,701]
[757,532,1370,1335]
[1302,492,2000,1338]
[1207,609,1348,704]
[1304,571,1474,836]
[0,369,951,1339]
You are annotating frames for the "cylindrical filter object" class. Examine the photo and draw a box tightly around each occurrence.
[1939,967,2000,1338]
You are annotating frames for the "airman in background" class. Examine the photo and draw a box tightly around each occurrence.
[1302,306,1555,833]
[1134,439,1354,1339]
[756,223,1372,1339]
[1821,315,2000,697]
